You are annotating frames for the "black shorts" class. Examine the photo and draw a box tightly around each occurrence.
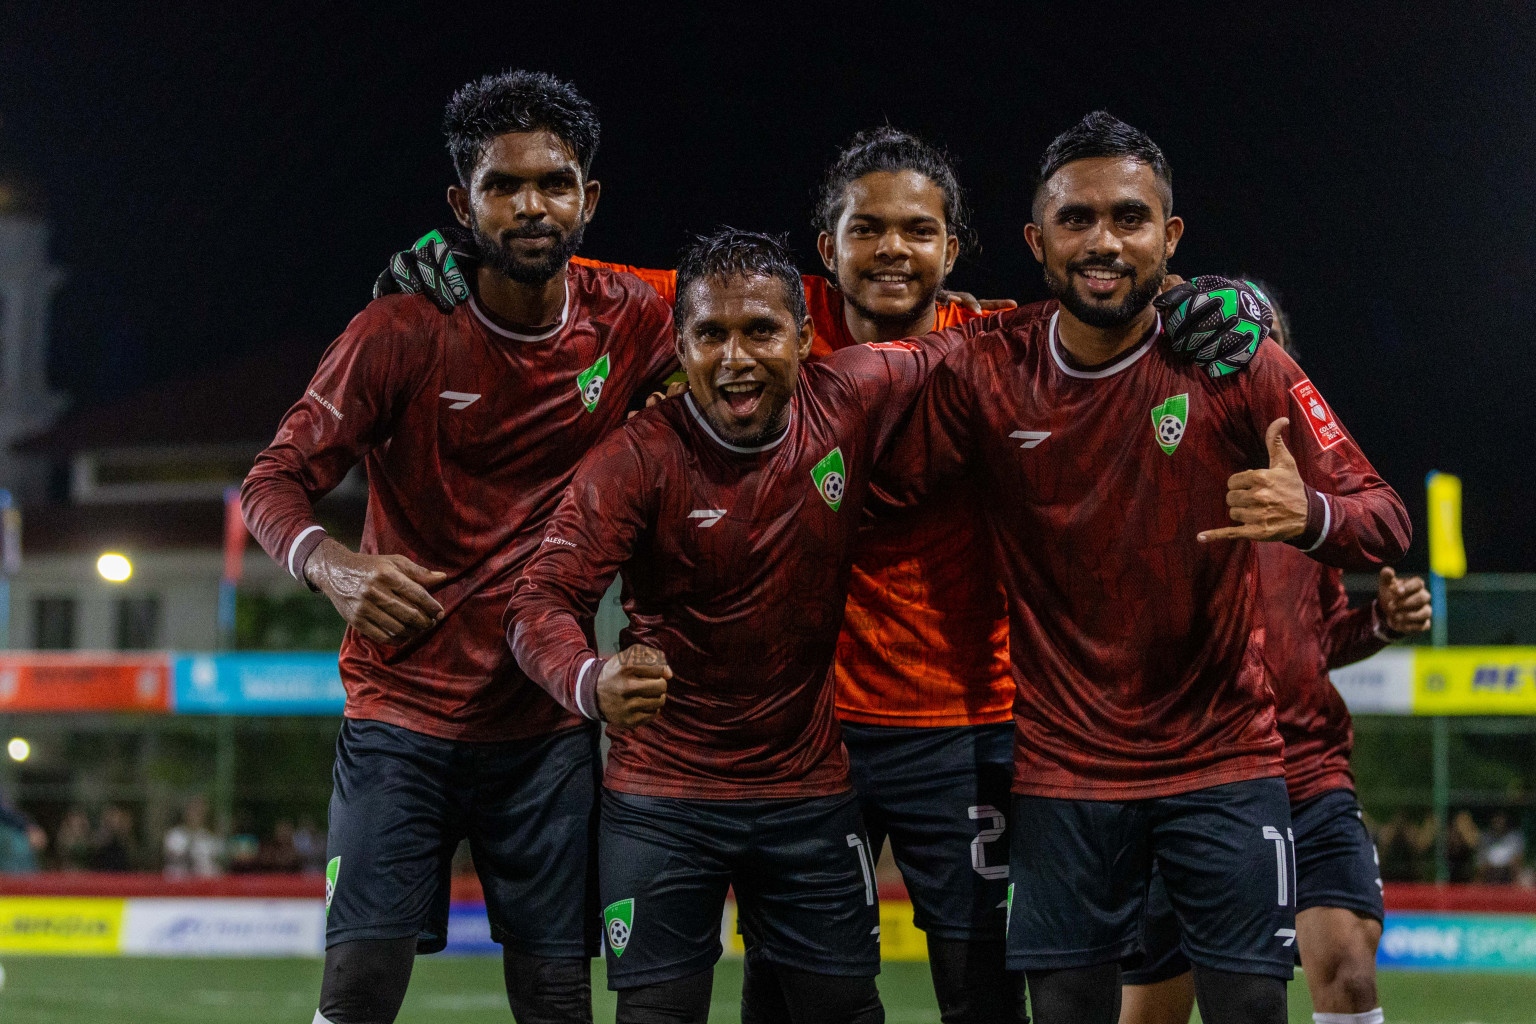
[843,722,1014,940]
[1006,777,1296,980]
[598,788,880,989]
[324,718,600,956]
[1122,786,1384,985]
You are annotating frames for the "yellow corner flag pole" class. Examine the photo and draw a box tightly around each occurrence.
[1425,470,1466,884]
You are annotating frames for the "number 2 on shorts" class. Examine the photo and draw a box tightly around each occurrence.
[968,805,1009,880]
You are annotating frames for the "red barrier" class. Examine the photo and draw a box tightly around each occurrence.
[1383,883,1536,914]
[0,653,170,712]
[0,873,321,898]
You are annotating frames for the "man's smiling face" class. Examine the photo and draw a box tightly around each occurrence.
[1027,155,1182,329]
[676,273,814,447]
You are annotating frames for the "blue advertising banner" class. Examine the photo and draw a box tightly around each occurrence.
[443,902,499,955]
[171,653,344,714]
[1378,912,1536,972]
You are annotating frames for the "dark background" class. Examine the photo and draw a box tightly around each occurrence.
[4,3,1532,567]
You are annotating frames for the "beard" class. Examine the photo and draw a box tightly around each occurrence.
[1045,254,1166,329]
[472,217,587,285]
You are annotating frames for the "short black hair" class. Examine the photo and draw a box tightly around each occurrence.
[815,126,974,253]
[1032,111,1172,221]
[443,70,600,187]
[674,228,808,329]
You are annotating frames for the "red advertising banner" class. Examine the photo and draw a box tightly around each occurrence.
[0,654,170,712]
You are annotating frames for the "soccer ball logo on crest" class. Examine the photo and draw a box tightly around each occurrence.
[607,916,629,950]
[1157,414,1184,449]
[583,376,605,407]
[604,897,635,957]
[821,471,845,506]
[810,446,847,511]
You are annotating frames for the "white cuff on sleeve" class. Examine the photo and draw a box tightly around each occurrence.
[287,525,327,580]
[573,656,601,721]
[1301,493,1332,553]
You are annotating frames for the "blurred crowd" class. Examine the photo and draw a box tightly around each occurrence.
[0,793,326,876]
[1,789,1531,886]
[1374,809,1531,885]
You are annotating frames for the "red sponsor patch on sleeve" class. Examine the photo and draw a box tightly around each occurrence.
[1288,378,1346,451]
[865,339,921,352]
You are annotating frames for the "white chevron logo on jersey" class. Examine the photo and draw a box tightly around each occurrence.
[688,509,726,528]
[1009,430,1051,449]
[439,391,481,410]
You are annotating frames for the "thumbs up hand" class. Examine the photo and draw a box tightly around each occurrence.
[1198,418,1309,543]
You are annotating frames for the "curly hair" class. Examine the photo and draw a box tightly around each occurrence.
[814,126,973,254]
[674,228,808,329]
[443,69,600,186]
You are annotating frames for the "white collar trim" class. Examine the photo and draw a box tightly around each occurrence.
[685,393,792,454]
[1048,309,1161,380]
[469,282,570,342]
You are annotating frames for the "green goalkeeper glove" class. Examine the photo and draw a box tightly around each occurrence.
[1155,275,1274,378]
[372,226,476,313]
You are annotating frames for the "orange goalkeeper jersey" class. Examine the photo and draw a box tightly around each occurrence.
[572,258,1013,728]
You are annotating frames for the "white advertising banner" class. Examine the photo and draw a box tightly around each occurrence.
[120,899,325,957]
[1331,647,1415,714]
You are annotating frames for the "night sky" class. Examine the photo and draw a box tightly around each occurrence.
[5,4,1534,567]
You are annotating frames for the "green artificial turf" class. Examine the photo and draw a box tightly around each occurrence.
[2,955,1534,1023]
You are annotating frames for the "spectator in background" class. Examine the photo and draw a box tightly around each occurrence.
[0,796,45,873]
[55,809,94,871]
[260,820,304,873]
[1376,810,1435,882]
[91,806,136,872]
[163,796,223,878]
[1448,810,1482,883]
[293,817,325,874]
[1478,812,1527,884]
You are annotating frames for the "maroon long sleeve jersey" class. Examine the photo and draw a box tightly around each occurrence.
[879,301,1411,801]
[506,330,978,800]
[241,265,677,742]
[1259,541,1389,804]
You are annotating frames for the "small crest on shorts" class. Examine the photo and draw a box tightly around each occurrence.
[604,898,635,957]
[325,857,340,916]
[1150,393,1189,455]
[577,354,612,413]
[811,446,846,511]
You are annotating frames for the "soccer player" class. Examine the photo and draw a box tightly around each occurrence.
[1119,296,1434,1024]
[506,228,1003,1024]
[877,112,1412,1024]
[387,129,1025,1021]
[241,70,677,1024]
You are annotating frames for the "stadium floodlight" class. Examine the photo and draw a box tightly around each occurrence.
[6,737,29,761]
[97,552,132,582]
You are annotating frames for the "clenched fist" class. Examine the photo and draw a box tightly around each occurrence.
[1376,567,1432,637]
[304,538,446,645]
[597,644,672,731]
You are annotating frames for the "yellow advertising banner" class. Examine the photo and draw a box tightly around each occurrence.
[1413,647,1536,715]
[722,899,928,961]
[0,897,125,954]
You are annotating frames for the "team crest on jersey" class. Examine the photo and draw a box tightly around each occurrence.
[811,447,846,511]
[604,898,635,957]
[577,354,611,413]
[1150,394,1189,455]
[325,857,340,917]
